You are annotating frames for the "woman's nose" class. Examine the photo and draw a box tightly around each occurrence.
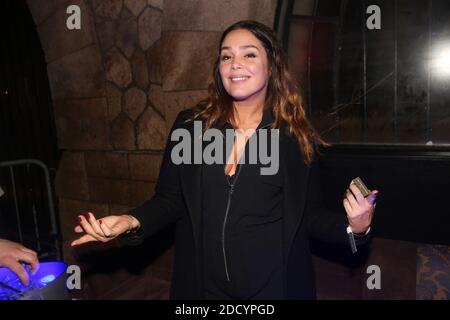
[231,59,243,70]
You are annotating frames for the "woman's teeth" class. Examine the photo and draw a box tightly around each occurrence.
[231,76,249,81]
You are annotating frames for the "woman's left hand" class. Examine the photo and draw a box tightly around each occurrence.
[343,183,378,234]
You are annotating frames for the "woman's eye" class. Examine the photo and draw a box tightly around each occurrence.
[245,53,256,58]
[221,55,231,61]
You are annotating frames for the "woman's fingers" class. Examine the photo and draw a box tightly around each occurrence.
[72,213,131,246]
[99,219,114,237]
[78,215,95,235]
[86,212,105,237]
[343,198,353,215]
[345,189,358,209]
[71,234,97,246]
[78,215,106,242]
[349,183,365,204]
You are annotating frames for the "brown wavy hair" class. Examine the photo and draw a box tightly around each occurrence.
[190,20,326,164]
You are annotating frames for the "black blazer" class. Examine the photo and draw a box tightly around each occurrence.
[127,109,369,299]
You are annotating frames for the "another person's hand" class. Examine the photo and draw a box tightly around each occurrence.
[71,212,140,246]
[0,239,39,285]
[343,182,378,234]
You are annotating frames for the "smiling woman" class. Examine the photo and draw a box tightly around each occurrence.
[71,20,378,300]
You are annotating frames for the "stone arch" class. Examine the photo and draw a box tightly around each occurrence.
[25,0,278,299]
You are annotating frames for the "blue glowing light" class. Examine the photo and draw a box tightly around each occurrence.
[39,274,56,284]
[0,262,67,300]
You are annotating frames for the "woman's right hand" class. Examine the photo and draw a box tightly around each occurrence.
[71,212,140,247]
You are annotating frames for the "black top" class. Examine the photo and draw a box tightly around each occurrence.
[201,110,285,299]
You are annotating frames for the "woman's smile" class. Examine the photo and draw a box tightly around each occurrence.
[229,75,251,83]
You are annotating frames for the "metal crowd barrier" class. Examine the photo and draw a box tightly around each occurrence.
[0,159,61,261]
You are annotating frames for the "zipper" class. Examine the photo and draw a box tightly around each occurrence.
[221,161,243,282]
[220,121,273,282]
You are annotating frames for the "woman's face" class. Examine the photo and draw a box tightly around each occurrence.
[219,29,270,104]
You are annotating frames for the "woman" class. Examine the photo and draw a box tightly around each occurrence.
[71,20,378,299]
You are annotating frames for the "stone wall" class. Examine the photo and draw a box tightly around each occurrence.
[26,0,277,299]
[27,0,166,246]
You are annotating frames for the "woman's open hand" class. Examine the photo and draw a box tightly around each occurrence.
[343,183,378,234]
[71,212,140,246]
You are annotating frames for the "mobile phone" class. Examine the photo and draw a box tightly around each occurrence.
[351,177,371,197]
